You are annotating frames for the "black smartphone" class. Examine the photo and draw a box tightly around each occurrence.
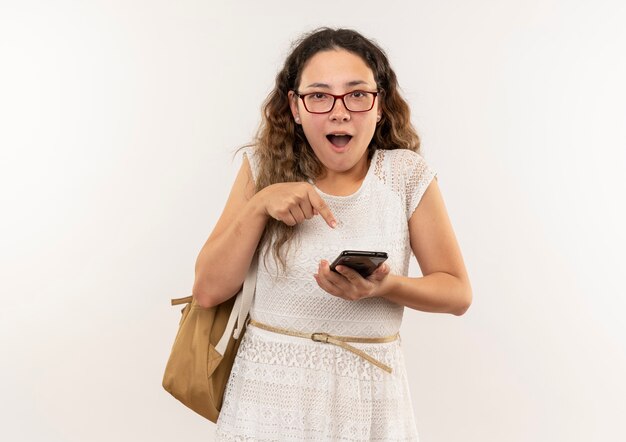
[329,250,388,278]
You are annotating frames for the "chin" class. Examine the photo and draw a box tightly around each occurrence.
[318,147,368,171]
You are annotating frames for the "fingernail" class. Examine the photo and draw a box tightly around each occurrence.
[330,220,337,228]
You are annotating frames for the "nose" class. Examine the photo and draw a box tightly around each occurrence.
[329,97,351,122]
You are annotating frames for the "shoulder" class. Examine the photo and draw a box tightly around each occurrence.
[375,148,437,219]
[376,148,434,179]
[241,146,260,183]
[387,147,427,161]
[377,147,427,165]
[241,145,257,162]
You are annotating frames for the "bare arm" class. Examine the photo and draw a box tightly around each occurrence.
[192,156,268,307]
[376,177,472,315]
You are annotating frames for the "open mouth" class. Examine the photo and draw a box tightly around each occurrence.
[326,134,353,148]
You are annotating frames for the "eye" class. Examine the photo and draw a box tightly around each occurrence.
[310,93,329,101]
[349,91,367,99]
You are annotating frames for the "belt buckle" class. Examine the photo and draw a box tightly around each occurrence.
[311,332,330,343]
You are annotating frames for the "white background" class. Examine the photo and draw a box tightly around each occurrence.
[1,0,625,441]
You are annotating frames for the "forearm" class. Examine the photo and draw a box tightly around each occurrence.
[192,196,268,307]
[376,272,472,316]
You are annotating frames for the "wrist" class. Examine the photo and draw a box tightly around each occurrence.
[373,273,398,299]
[248,189,271,221]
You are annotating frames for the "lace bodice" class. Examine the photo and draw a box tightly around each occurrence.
[216,148,435,441]
[244,147,436,337]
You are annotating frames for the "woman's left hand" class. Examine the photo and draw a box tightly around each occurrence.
[313,260,391,301]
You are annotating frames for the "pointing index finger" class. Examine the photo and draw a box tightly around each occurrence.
[308,189,337,228]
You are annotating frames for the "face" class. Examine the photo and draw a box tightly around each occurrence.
[288,49,381,176]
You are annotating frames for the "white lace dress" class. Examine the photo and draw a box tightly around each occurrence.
[215,147,437,441]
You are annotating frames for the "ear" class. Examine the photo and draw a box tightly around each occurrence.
[287,90,301,124]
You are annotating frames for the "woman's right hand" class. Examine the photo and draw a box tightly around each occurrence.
[256,182,337,228]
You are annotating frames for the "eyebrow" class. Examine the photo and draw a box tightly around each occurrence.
[303,80,370,89]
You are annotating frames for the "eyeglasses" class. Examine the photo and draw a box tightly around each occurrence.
[295,90,379,114]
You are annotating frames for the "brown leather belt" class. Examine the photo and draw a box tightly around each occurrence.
[248,319,398,374]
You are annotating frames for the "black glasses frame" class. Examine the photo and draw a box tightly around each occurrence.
[295,90,379,114]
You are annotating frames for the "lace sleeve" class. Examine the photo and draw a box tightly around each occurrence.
[242,146,259,185]
[402,150,437,220]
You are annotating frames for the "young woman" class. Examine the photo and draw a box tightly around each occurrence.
[193,27,472,441]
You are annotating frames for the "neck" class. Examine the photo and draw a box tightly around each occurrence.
[314,152,371,196]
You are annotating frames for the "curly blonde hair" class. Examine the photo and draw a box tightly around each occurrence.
[245,27,421,271]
